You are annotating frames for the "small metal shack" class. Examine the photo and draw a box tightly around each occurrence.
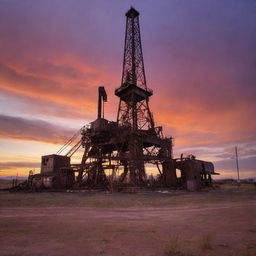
[175,156,216,191]
[31,155,74,190]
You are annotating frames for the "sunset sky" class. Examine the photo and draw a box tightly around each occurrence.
[0,0,255,179]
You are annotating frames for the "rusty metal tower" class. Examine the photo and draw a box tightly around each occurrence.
[29,7,216,193]
[116,7,154,131]
[72,7,175,189]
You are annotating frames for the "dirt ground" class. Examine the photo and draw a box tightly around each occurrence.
[0,184,256,256]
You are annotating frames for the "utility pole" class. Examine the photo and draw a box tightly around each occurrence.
[235,146,240,184]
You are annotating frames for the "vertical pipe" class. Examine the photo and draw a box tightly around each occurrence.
[102,99,104,119]
[98,87,102,119]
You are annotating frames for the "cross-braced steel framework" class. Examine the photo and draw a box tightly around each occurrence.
[24,7,216,193]
[117,7,154,131]
[117,99,154,130]
[121,7,146,89]
[75,7,175,189]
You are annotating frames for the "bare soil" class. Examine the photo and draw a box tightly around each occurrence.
[0,184,255,256]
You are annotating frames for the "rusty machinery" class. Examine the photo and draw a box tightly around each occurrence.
[73,7,176,189]
[24,7,217,192]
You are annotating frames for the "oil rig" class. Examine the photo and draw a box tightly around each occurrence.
[25,7,217,192]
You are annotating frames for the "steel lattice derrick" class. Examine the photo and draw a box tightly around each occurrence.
[116,7,154,131]
[121,8,146,89]
[118,99,154,130]
[75,7,175,189]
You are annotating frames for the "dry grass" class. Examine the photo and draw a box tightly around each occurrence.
[164,235,181,256]
[0,179,13,189]
[164,235,196,256]
[199,234,213,251]
[0,182,255,256]
[0,183,255,208]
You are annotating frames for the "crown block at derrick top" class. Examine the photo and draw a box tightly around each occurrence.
[126,7,140,18]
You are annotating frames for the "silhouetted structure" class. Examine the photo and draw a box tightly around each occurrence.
[74,7,174,189]
[25,7,217,192]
